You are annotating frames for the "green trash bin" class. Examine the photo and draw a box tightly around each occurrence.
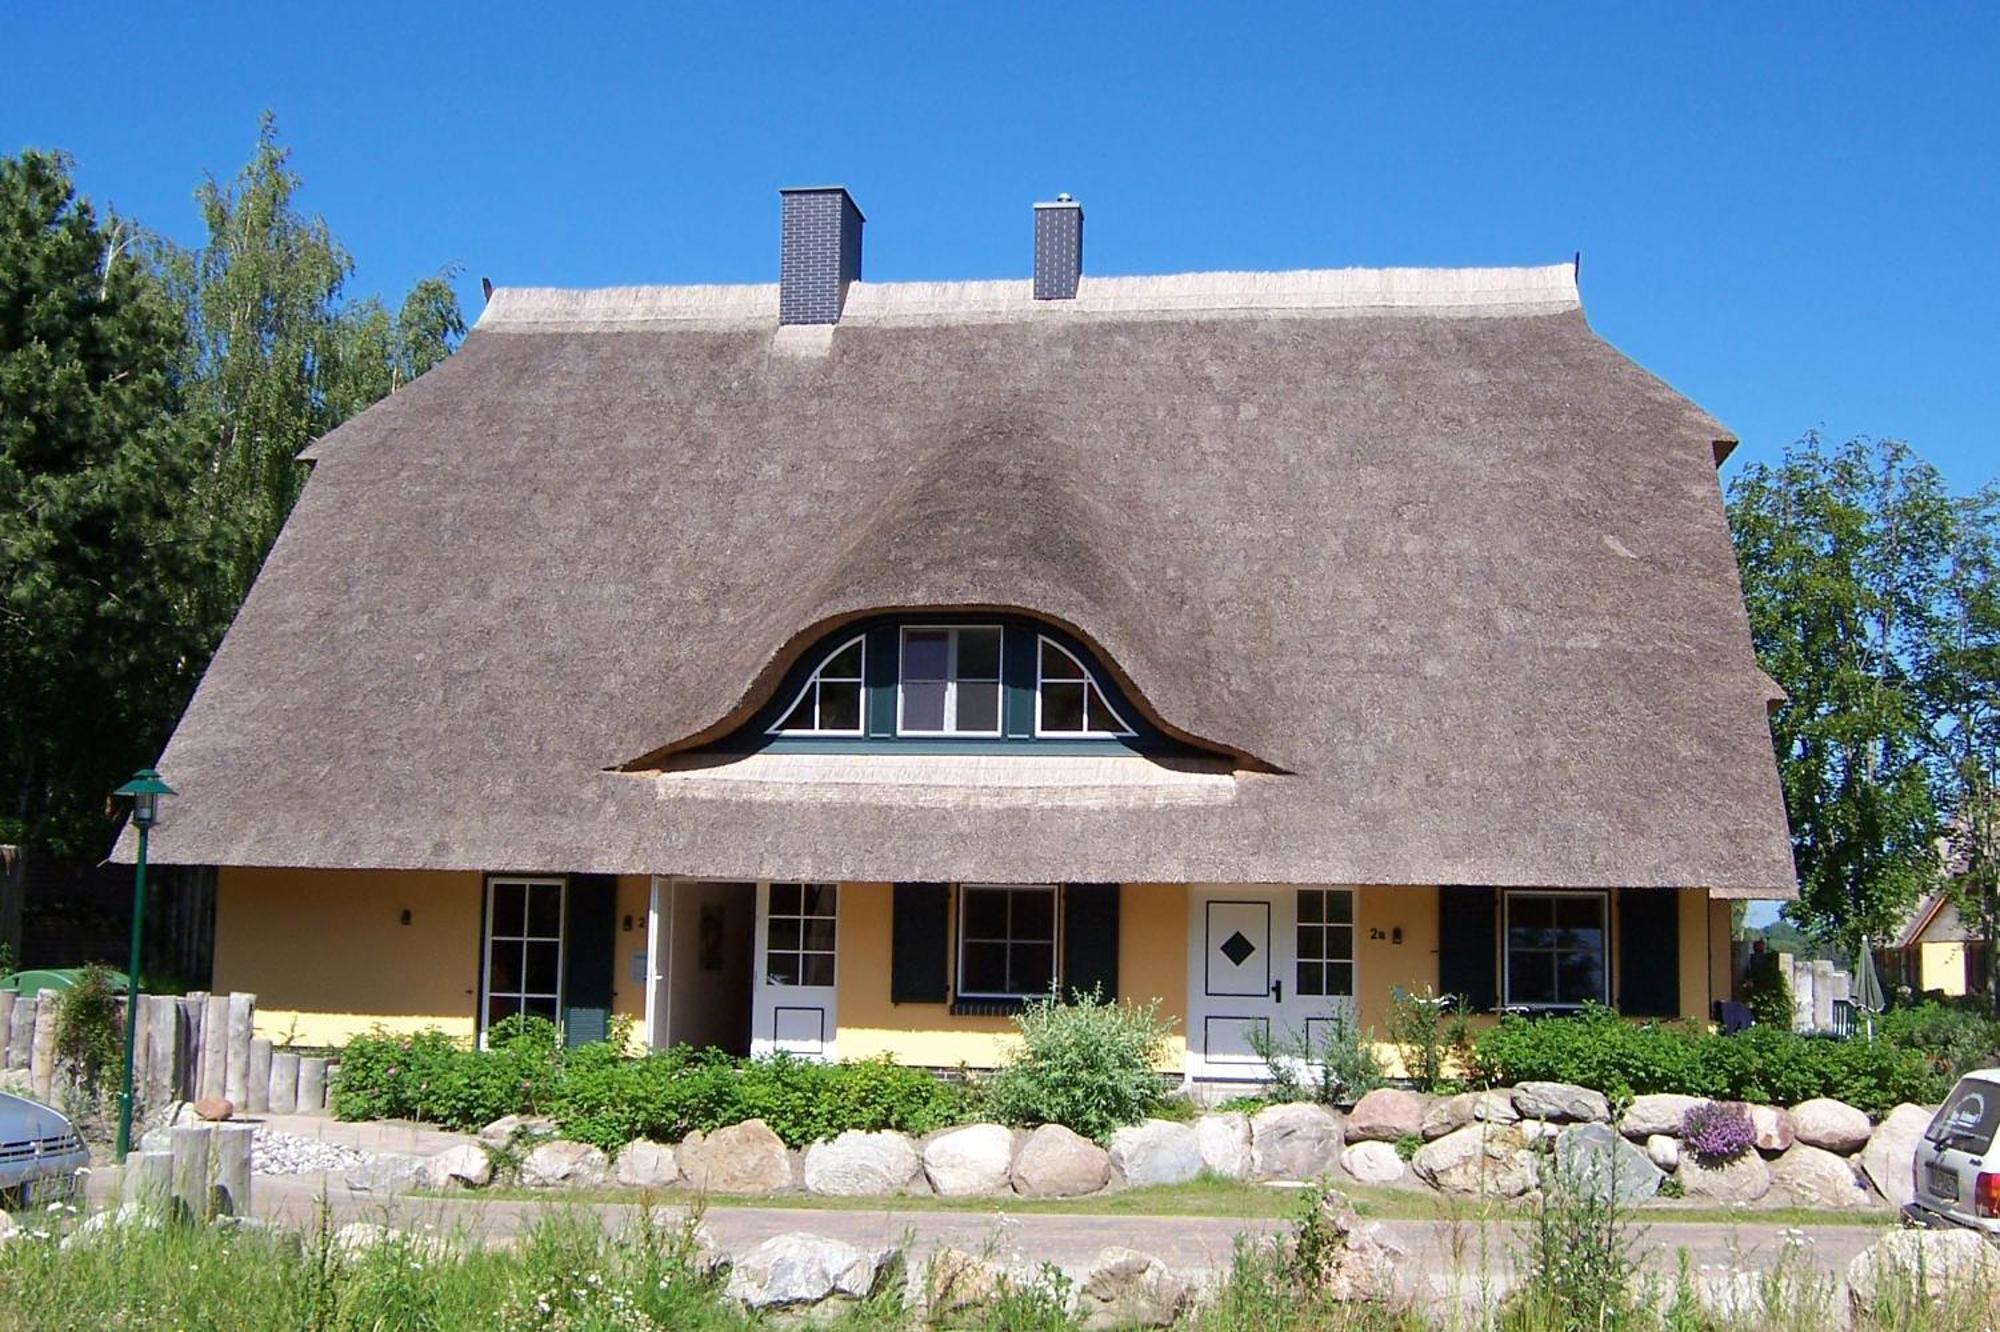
[0,967,132,994]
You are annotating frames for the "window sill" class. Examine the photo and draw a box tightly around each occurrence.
[950,996,1030,1017]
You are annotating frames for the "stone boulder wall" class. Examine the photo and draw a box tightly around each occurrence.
[1345,1088,1430,1142]
[1845,1229,2000,1313]
[1340,1140,1406,1185]
[1194,1112,1252,1181]
[1746,1104,1795,1155]
[1421,1090,1518,1140]
[1618,1094,1705,1141]
[724,1232,898,1314]
[1109,1119,1204,1187]
[1859,1103,1935,1211]
[1770,1143,1875,1210]
[803,1130,924,1197]
[519,1140,610,1190]
[1250,1102,1344,1181]
[1410,1123,1537,1198]
[678,1118,793,1194]
[478,1114,558,1148]
[923,1124,1016,1198]
[1677,1151,1772,1204]
[1553,1123,1662,1205]
[1789,1097,1873,1154]
[915,1247,1015,1326]
[1076,1247,1190,1331]
[1513,1081,1611,1124]
[1645,1134,1680,1172]
[424,1143,494,1191]
[613,1139,681,1191]
[1011,1124,1112,1198]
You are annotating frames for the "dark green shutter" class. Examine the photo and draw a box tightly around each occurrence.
[1617,888,1680,1018]
[562,873,618,1047]
[1437,886,1497,1012]
[891,882,950,1003]
[1061,883,1120,1001]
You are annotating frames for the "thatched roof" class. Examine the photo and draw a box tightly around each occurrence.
[133,263,1797,898]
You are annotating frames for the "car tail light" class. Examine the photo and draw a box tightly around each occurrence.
[1978,1172,2000,1218]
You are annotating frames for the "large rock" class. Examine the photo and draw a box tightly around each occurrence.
[1250,1102,1344,1180]
[1552,1123,1663,1205]
[1845,1229,2000,1311]
[1770,1143,1873,1209]
[1513,1082,1611,1124]
[1790,1098,1873,1154]
[724,1232,896,1312]
[1076,1247,1189,1330]
[1011,1124,1112,1198]
[1421,1090,1518,1139]
[342,1153,428,1195]
[1346,1088,1430,1142]
[614,1140,681,1190]
[1194,1112,1252,1181]
[1410,1123,1537,1198]
[678,1119,794,1194]
[424,1144,493,1190]
[1677,1152,1772,1204]
[1340,1140,1407,1185]
[1859,1103,1935,1211]
[803,1130,922,1197]
[519,1140,610,1189]
[1746,1104,1795,1155]
[916,1247,1013,1325]
[477,1114,558,1148]
[1646,1134,1681,1172]
[1301,1190,1407,1302]
[1618,1093,1705,1140]
[1109,1119,1204,1187]
[923,1124,1015,1197]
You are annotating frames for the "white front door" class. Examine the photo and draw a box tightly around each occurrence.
[751,881,839,1059]
[1185,886,1356,1081]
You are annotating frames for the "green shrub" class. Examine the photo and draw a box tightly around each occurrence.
[984,987,1174,1141]
[51,963,124,1114]
[1737,951,1795,1029]
[1876,1000,2000,1081]
[1384,985,1472,1094]
[1248,1011,1384,1106]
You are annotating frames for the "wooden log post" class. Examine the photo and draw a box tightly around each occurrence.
[199,993,229,1101]
[182,993,207,1096]
[170,1124,212,1224]
[29,988,58,1102]
[6,993,32,1069]
[296,1056,328,1115]
[269,1051,299,1114]
[224,993,254,1108]
[0,993,13,1069]
[144,996,179,1105]
[121,1149,173,1209]
[213,1122,254,1217]
[247,1037,272,1114]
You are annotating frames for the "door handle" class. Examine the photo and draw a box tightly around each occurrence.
[1271,978,1283,1004]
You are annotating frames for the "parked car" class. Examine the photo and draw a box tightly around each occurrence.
[0,1091,88,1207]
[1908,1069,2000,1234]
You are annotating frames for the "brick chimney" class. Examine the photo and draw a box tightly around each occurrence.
[779,187,865,325]
[1033,195,1083,300]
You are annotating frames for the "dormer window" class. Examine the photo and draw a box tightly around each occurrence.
[1035,636,1132,736]
[898,627,1002,736]
[770,636,866,735]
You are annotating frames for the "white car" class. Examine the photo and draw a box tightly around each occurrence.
[0,1091,88,1207]
[1908,1069,2000,1234]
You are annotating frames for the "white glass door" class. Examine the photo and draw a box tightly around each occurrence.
[752,882,838,1059]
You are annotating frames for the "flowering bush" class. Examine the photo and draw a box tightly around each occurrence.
[1681,1100,1756,1165]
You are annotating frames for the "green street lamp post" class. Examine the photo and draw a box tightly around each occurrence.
[112,767,175,1161]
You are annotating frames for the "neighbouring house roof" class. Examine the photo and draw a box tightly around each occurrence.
[131,261,1798,898]
[1891,892,1980,949]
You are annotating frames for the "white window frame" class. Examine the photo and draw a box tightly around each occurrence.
[956,883,1060,1000]
[480,875,567,1045]
[1502,890,1610,1010]
[768,635,867,736]
[763,881,839,989]
[1033,635,1135,737]
[896,625,1004,737]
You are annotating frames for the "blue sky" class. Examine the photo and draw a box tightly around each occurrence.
[4,3,1995,491]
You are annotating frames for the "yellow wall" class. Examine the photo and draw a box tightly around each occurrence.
[834,882,1190,1068]
[613,875,650,1026]
[1920,941,1970,996]
[1354,886,1438,1031]
[1678,888,1713,1022]
[215,867,483,1046]
[1708,898,1734,1018]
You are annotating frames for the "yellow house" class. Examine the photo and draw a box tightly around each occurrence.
[1879,891,1986,999]
[127,187,1798,1082]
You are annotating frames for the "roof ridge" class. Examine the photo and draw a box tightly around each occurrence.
[477,263,1580,332]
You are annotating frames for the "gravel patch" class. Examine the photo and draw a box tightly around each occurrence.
[254,1128,376,1175]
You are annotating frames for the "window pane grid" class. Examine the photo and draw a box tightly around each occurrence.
[766,881,837,988]
[1035,637,1131,736]
[1504,893,1607,1008]
[900,628,1003,735]
[1295,890,1354,997]
[773,637,866,735]
[485,879,564,1037]
[958,885,1058,998]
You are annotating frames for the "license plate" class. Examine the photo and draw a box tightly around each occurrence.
[1928,1164,1961,1201]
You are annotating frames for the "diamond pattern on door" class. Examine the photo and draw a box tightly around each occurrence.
[1205,900,1271,997]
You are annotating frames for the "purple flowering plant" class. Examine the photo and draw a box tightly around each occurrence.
[1681,1100,1756,1165]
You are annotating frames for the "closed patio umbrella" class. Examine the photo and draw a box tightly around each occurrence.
[1854,934,1886,1040]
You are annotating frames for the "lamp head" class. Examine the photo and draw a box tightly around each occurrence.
[114,768,176,830]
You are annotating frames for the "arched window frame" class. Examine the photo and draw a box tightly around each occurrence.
[767,635,867,736]
[1033,635,1135,737]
